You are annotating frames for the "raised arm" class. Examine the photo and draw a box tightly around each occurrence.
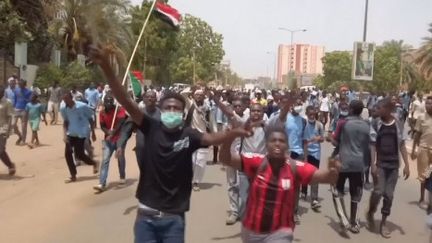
[117,119,136,149]
[219,137,242,171]
[201,126,251,147]
[310,157,340,184]
[210,91,235,120]
[89,47,143,126]
[180,87,192,110]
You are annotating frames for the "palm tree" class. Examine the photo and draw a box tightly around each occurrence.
[415,23,432,79]
[48,0,132,72]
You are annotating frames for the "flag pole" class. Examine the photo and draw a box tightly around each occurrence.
[110,0,157,130]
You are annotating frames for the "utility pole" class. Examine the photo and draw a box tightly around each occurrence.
[143,39,147,75]
[363,0,369,42]
[192,50,196,84]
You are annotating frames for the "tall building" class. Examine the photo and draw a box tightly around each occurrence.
[277,44,325,83]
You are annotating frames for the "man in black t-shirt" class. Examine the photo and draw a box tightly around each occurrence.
[367,98,410,238]
[90,47,253,243]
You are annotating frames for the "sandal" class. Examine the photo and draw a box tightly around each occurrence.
[380,223,391,238]
[65,177,77,183]
[8,165,16,176]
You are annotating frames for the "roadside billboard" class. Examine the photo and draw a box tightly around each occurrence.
[352,42,375,81]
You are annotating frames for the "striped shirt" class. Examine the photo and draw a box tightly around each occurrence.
[241,153,316,233]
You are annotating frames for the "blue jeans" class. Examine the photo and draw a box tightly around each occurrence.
[238,172,249,220]
[134,211,185,243]
[99,140,125,186]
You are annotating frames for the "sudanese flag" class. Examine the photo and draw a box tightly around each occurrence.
[154,1,182,29]
[129,71,144,98]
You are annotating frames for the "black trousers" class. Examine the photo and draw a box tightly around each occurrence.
[290,151,304,160]
[335,172,363,224]
[301,155,320,196]
[369,167,398,216]
[65,136,96,177]
[336,172,364,203]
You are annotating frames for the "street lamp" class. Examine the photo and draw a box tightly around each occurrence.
[278,28,307,46]
[363,0,369,42]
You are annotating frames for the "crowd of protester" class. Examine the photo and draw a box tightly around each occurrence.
[2,53,432,242]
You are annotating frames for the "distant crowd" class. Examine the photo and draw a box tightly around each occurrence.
[2,68,432,242]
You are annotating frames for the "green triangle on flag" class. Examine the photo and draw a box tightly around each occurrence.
[129,71,143,98]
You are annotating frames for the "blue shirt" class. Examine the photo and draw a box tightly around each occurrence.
[84,88,100,108]
[303,121,324,160]
[285,113,304,155]
[4,87,15,104]
[13,87,32,110]
[402,95,410,111]
[347,91,355,102]
[25,103,43,121]
[60,101,94,138]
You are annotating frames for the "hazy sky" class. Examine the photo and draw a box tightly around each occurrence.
[131,0,432,78]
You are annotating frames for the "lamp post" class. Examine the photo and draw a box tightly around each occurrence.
[363,0,369,42]
[278,28,307,87]
[279,28,307,47]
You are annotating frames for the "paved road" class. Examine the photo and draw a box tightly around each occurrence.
[0,121,431,243]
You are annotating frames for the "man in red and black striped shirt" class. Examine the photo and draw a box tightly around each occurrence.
[220,127,340,243]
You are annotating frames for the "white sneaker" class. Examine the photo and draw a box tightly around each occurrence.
[192,183,200,191]
[93,184,105,192]
[119,179,127,185]
[311,200,321,210]
[226,213,238,225]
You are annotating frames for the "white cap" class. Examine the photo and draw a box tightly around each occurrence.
[194,89,204,95]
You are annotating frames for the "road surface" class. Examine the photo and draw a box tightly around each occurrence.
[0,121,430,243]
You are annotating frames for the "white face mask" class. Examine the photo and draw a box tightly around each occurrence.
[293,106,303,114]
[340,111,349,117]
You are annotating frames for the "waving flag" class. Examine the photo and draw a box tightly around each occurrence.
[129,71,144,98]
[155,1,182,29]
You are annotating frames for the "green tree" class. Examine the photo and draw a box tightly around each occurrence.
[48,0,132,67]
[313,75,325,89]
[415,23,432,80]
[170,14,225,83]
[320,41,417,93]
[216,65,243,87]
[35,62,105,90]
[10,0,58,63]
[372,40,408,92]
[400,51,430,92]
[130,1,179,85]
[62,61,93,89]
[0,0,32,53]
[321,51,352,88]
[34,63,63,89]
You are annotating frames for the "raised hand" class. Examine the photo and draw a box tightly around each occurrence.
[88,45,110,67]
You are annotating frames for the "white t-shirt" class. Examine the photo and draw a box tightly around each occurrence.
[320,97,330,112]
[411,99,425,119]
